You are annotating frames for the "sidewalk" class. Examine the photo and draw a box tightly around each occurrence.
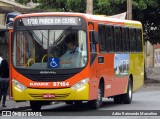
[0,96,30,111]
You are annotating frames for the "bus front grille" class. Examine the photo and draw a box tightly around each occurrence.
[23,73,76,82]
[29,93,70,99]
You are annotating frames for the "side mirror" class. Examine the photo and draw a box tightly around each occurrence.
[6,22,13,29]
[90,30,98,44]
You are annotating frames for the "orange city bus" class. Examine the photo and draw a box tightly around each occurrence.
[10,12,144,111]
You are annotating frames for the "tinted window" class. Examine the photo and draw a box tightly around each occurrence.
[114,26,122,52]
[98,24,106,51]
[122,27,129,52]
[129,28,136,52]
[136,29,142,52]
[106,25,114,52]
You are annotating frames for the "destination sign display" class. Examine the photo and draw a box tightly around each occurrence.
[21,17,81,26]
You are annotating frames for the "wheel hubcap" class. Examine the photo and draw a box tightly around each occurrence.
[129,84,132,99]
[97,88,102,105]
[98,89,101,100]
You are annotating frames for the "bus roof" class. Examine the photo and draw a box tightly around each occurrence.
[15,12,142,26]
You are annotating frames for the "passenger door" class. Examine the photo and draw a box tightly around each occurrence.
[89,30,99,100]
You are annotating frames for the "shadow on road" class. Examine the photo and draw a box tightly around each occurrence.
[42,102,92,112]
[41,99,119,112]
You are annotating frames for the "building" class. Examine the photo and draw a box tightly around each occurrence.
[0,0,31,60]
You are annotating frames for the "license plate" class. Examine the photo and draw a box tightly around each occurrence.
[43,94,56,98]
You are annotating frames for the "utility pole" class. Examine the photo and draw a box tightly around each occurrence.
[86,0,93,14]
[127,0,132,20]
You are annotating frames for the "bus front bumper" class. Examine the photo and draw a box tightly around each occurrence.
[12,83,89,101]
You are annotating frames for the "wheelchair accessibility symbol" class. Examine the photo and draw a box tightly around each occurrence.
[49,58,59,68]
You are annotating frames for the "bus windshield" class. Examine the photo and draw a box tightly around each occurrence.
[13,29,87,69]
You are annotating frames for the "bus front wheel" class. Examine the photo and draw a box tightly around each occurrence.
[88,84,103,109]
[30,101,42,111]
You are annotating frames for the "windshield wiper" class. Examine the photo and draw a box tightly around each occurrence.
[53,26,72,46]
[26,27,42,45]
[16,20,45,64]
[22,17,72,47]
[21,18,44,45]
[16,54,24,64]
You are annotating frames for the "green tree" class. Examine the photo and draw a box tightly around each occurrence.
[35,0,86,12]
[133,0,159,44]
[15,0,38,5]
[34,0,66,12]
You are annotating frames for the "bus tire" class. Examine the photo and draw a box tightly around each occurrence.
[114,95,123,104]
[89,84,103,109]
[30,101,41,111]
[123,78,133,104]
[65,101,74,104]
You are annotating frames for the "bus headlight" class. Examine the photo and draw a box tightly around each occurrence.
[71,78,89,90]
[12,79,27,91]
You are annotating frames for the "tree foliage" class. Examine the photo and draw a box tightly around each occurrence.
[15,0,160,43]
[15,0,37,5]
[37,0,86,12]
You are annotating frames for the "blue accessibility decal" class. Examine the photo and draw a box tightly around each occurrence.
[49,57,59,68]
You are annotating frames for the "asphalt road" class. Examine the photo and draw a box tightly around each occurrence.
[1,83,160,119]
[29,91,160,112]
[18,84,160,116]
[27,84,160,112]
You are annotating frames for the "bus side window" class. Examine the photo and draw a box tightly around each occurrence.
[114,26,122,52]
[106,25,114,52]
[129,28,136,52]
[98,23,106,52]
[120,27,123,52]
[127,28,130,52]
[136,29,142,52]
[122,27,129,52]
